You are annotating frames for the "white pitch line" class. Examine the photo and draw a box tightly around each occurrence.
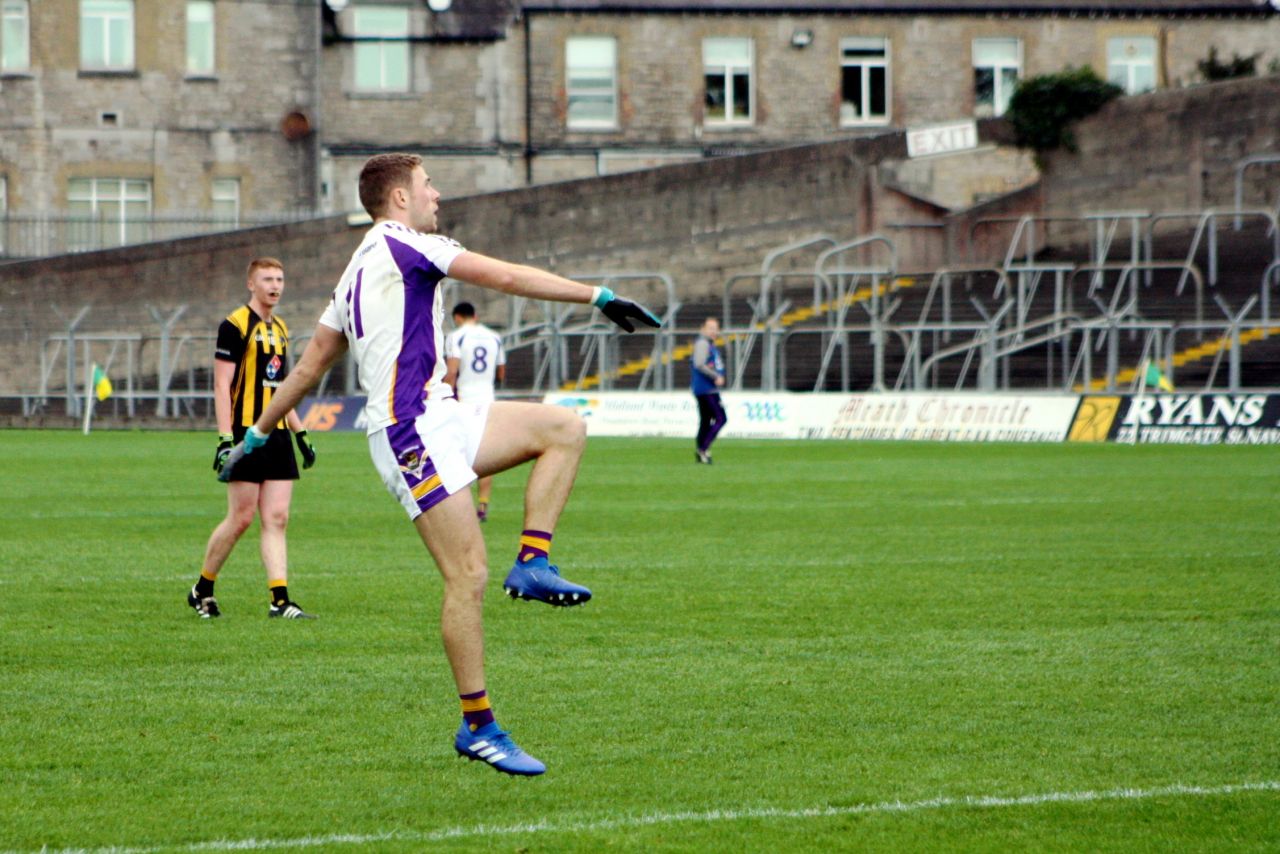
[14,780,1279,854]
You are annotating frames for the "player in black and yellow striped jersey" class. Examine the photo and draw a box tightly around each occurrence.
[187,257,319,620]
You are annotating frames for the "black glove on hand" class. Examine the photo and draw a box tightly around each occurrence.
[212,434,233,473]
[592,287,662,333]
[295,430,317,470]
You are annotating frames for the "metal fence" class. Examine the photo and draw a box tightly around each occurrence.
[5,203,1280,417]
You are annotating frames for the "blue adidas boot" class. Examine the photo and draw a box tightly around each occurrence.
[502,556,592,606]
[454,720,546,776]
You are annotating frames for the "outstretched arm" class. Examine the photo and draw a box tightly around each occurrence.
[447,252,660,333]
[447,252,594,303]
[219,325,348,480]
[256,325,347,433]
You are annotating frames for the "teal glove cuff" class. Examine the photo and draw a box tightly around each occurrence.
[244,425,269,452]
[591,286,615,309]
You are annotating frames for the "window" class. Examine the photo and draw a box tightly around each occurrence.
[67,178,151,249]
[186,1,214,76]
[703,38,752,125]
[212,178,239,226]
[1107,37,1157,95]
[2,0,29,72]
[353,7,409,92]
[973,38,1021,117]
[566,37,617,130]
[840,37,889,125]
[80,0,134,70]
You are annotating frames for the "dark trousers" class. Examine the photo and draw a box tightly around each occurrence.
[695,392,727,452]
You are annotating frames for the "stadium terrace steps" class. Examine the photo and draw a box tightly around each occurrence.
[537,219,1278,394]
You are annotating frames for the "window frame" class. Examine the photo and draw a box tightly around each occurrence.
[1107,36,1158,95]
[2,0,29,73]
[67,177,152,250]
[839,36,891,127]
[972,37,1022,118]
[185,0,215,77]
[565,36,618,131]
[80,0,135,72]
[352,6,410,94]
[702,37,754,127]
[212,177,240,226]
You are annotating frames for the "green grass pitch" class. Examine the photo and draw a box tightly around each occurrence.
[0,430,1277,852]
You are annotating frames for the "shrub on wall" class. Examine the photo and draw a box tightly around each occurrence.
[1197,46,1260,81]
[1005,67,1124,160]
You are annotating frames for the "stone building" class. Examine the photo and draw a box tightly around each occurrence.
[0,0,321,257]
[1,0,1276,257]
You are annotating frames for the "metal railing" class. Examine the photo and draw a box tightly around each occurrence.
[8,217,1280,417]
[0,211,323,258]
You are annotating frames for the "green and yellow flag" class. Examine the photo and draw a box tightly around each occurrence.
[1143,361,1174,393]
[92,364,113,401]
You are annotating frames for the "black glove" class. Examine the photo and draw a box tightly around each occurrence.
[212,434,233,473]
[295,430,317,470]
[592,287,661,333]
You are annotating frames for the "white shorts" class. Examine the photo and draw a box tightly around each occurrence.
[368,397,491,520]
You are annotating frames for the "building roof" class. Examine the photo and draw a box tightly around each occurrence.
[521,0,1276,13]
[325,0,518,42]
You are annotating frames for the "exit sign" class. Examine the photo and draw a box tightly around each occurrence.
[906,120,979,158]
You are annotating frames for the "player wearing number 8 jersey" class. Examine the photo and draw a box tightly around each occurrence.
[217,153,661,776]
[444,302,505,521]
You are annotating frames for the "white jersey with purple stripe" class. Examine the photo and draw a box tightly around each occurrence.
[444,323,505,403]
[319,221,466,433]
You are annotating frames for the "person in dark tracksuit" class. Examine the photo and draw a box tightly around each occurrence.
[691,316,727,464]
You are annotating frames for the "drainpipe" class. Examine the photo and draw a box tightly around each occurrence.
[311,1,324,211]
[523,10,533,186]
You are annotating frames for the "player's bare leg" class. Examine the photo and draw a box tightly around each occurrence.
[189,481,259,617]
[473,401,585,530]
[413,491,489,693]
[201,481,260,577]
[415,488,545,775]
[474,401,592,606]
[257,480,312,618]
[257,479,293,583]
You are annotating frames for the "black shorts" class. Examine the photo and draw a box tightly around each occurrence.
[227,426,299,483]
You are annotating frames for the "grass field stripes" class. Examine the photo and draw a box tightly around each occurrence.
[2,433,1276,852]
[15,780,1279,854]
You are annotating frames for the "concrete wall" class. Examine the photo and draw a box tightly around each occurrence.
[1040,73,1280,216]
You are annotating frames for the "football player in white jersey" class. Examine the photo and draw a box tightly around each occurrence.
[443,301,505,522]
[219,153,659,777]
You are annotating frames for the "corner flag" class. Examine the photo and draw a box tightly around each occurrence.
[1143,361,1174,392]
[92,364,113,401]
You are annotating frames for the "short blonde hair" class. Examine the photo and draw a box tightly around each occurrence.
[246,257,283,279]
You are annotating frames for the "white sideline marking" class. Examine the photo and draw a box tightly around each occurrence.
[15,780,1279,854]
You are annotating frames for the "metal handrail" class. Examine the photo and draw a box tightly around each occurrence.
[1261,260,1280,333]
[915,300,1013,389]
[759,234,837,315]
[1143,208,1279,290]
[814,234,896,323]
[1233,153,1280,229]
[1068,261,1205,329]
[1169,317,1277,392]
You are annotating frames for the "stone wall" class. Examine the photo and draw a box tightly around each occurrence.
[1039,74,1280,224]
